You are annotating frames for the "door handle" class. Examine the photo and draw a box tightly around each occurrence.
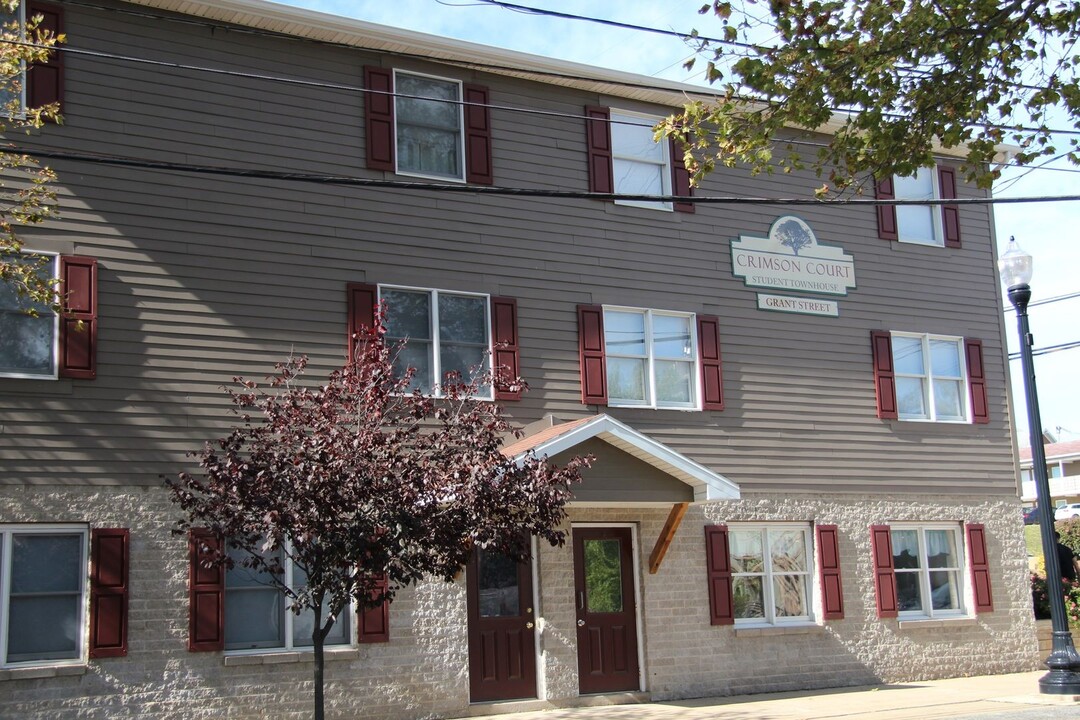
[577,619,585,627]
[526,622,534,629]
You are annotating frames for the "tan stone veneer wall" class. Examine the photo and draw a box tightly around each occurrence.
[0,487,1040,719]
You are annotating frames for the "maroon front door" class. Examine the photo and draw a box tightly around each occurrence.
[466,548,537,702]
[573,526,640,694]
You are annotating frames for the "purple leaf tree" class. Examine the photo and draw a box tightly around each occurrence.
[168,311,587,720]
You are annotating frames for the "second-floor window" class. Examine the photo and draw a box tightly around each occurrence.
[604,307,696,409]
[892,333,967,422]
[0,252,58,379]
[382,286,491,397]
[394,71,464,181]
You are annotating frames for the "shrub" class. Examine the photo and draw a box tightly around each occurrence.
[1058,518,1080,555]
[1031,572,1080,628]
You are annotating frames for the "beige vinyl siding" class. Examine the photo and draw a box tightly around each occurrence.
[0,1,1012,495]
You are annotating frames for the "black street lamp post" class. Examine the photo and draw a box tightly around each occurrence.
[998,236,1080,694]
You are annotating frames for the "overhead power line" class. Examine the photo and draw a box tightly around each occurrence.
[1009,340,1080,360]
[15,146,1080,206]
[1005,291,1080,312]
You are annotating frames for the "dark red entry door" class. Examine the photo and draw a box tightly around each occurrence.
[573,526,640,694]
[466,548,537,702]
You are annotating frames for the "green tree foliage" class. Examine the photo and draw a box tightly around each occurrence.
[0,0,62,311]
[169,315,588,720]
[661,0,1080,194]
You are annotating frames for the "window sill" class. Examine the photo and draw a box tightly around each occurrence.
[0,664,86,681]
[734,623,824,638]
[897,617,976,630]
[223,647,360,666]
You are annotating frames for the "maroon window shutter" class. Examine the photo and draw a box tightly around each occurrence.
[577,304,607,405]
[358,575,390,643]
[964,338,990,424]
[870,525,898,619]
[59,255,97,379]
[875,176,898,241]
[189,529,225,652]
[364,67,395,172]
[816,524,844,620]
[697,315,724,411]
[463,84,493,186]
[27,2,64,113]
[490,296,520,401]
[938,165,961,248]
[704,524,735,625]
[670,138,694,213]
[585,106,614,195]
[347,283,378,363]
[89,528,129,658]
[965,523,994,613]
[870,330,898,420]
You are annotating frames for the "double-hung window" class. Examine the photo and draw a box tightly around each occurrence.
[224,544,351,652]
[394,70,464,181]
[381,286,491,397]
[0,525,88,667]
[891,524,964,618]
[892,168,942,246]
[0,252,58,379]
[604,307,696,409]
[611,110,670,211]
[891,333,967,422]
[728,524,813,625]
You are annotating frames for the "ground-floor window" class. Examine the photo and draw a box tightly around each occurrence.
[728,524,813,624]
[891,524,964,618]
[0,525,87,667]
[225,543,351,651]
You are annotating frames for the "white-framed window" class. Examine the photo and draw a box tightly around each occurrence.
[729,524,813,625]
[0,1,26,117]
[0,251,58,379]
[224,543,351,652]
[893,168,943,246]
[604,306,696,409]
[891,332,967,422]
[891,524,965,618]
[380,285,491,398]
[0,524,88,668]
[394,70,465,182]
[611,110,671,211]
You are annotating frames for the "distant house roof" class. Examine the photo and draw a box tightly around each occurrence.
[1019,439,1080,465]
[502,414,740,502]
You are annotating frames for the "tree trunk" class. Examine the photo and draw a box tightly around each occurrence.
[313,603,325,720]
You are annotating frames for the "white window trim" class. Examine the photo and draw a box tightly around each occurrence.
[378,284,494,401]
[2,1,27,119]
[0,524,89,669]
[729,523,816,628]
[610,109,672,212]
[603,305,699,410]
[890,523,967,621]
[392,69,466,183]
[224,543,355,655]
[0,251,60,380]
[890,331,969,423]
[894,168,944,247]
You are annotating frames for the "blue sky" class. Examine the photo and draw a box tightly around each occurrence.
[283,0,1080,447]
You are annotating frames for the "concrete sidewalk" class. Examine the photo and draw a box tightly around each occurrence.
[462,672,1079,720]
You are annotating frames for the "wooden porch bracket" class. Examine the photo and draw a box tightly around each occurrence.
[648,502,689,574]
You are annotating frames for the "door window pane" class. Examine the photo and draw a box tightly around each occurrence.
[476,549,521,617]
[583,539,623,613]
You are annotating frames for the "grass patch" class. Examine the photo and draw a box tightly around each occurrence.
[1025,524,1045,560]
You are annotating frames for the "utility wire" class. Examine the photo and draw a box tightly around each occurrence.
[1009,340,1080,359]
[14,146,1080,206]
[1005,291,1080,312]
